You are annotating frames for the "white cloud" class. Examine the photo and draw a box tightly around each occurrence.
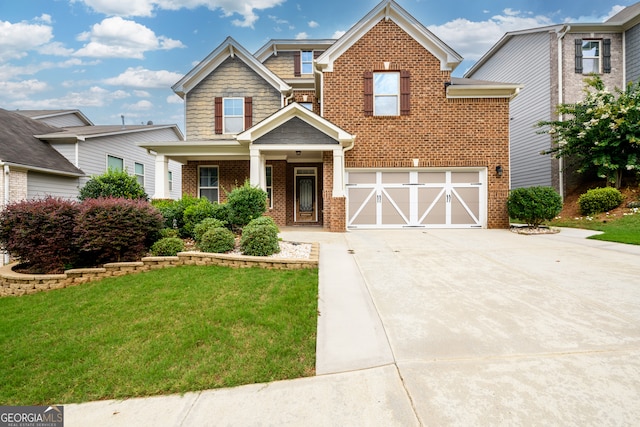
[6,86,131,109]
[103,66,183,88]
[166,94,183,104]
[295,32,309,40]
[134,90,151,97]
[74,17,185,59]
[308,20,319,28]
[0,80,49,100]
[126,99,154,110]
[38,42,75,56]
[427,10,554,61]
[75,0,285,28]
[36,14,53,24]
[0,20,53,61]
[331,30,346,39]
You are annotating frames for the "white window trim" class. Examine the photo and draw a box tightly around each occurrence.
[373,71,400,117]
[134,162,145,187]
[266,165,273,209]
[582,39,601,74]
[198,165,219,203]
[301,51,313,75]
[107,154,124,171]
[168,171,173,192]
[223,97,244,135]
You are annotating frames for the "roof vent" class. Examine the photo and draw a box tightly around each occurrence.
[121,114,125,129]
[147,120,153,125]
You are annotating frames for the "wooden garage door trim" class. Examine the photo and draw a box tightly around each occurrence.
[346,168,486,229]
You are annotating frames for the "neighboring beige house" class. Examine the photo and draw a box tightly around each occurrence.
[465,2,640,197]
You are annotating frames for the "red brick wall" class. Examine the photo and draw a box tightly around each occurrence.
[322,19,511,228]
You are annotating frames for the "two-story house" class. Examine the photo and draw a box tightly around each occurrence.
[141,0,521,231]
[465,3,640,198]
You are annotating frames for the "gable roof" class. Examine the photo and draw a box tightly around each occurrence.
[606,2,640,27]
[0,109,84,176]
[172,36,292,98]
[14,109,94,126]
[237,102,355,147]
[316,0,463,72]
[254,39,337,63]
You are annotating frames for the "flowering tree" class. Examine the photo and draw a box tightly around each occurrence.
[538,76,640,189]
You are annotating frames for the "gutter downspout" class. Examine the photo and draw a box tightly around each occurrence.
[2,163,9,265]
[556,25,570,199]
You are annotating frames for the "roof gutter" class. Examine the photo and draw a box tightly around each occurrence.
[556,24,570,199]
[1,162,8,265]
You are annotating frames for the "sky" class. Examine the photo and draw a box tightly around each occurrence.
[0,0,636,132]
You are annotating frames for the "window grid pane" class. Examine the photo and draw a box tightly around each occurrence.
[223,98,244,134]
[301,51,313,74]
[107,155,123,171]
[373,72,399,116]
[582,41,601,74]
[266,166,273,208]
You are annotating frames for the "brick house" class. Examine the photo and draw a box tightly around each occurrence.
[465,2,640,197]
[141,0,521,231]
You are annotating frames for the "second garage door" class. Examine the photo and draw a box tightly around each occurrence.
[346,169,486,229]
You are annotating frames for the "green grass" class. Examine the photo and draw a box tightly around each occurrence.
[0,265,318,405]
[550,210,640,245]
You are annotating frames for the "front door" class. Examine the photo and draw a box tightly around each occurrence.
[295,168,317,223]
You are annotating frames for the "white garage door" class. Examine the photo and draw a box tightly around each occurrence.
[346,169,486,229]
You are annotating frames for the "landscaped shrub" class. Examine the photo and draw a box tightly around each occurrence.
[159,228,179,238]
[79,168,148,201]
[240,216,280,256]
[183,198,218,237]
[151,195,199,236]
[226,180,268,229]
[578,187,624,215]
[74,198,164,265]
[193,218,227,243]
[507,186,563,228]
[198,227,236,253]
[150,237,185,256]
[0,197,80,273]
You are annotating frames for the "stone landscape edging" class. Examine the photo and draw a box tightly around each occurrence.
[0,242,319,297]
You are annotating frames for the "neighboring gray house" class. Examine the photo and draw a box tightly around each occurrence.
[2,109,184,202]
[465,2,640,197]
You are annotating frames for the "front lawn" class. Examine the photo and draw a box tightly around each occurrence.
[0,265,318,405]
[550,210,640,245]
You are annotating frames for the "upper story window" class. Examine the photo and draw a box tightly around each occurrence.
[373,72,400,116]
[107,155,123,171]
[300,102,313,110]
[364,70,410,117]
[575,38,611,74]
[301,51,314,74]
[223,98,244,134]
[215,97,252,135]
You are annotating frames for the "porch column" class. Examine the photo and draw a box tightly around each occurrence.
[153,154,170,199]
[250,147,266,190]
[332,147,345,197]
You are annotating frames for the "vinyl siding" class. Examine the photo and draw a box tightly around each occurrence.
[467,32,553,189]
[75,128,182,198]
[50,143,79,167]
[27,172,80,200]
[626,23,640,84]
[36,113,88,127]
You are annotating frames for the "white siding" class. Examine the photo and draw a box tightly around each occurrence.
[28,172,80,200]
[50,143,79,167]
[468,32,553,189]
[77,127,182,199]
[36,113,88,127]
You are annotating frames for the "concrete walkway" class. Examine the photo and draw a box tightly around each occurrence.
[65,228,640,426]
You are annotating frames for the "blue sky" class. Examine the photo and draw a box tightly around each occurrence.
[0,0,635,131]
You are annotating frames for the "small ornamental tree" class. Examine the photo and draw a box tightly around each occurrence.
[507,186,563,228]
[537,76,640,189]
[79,168,148,201]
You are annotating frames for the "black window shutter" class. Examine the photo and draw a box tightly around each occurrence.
[244,97,252,130]
[400,70,410,116]
[363,71,373,116]
[293,51,301,77]
[575,39,583,74]
[603,38,611,73]
[214,97,223,134]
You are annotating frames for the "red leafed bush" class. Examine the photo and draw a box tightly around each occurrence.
[74,198,164,266]
[0,197,80,273]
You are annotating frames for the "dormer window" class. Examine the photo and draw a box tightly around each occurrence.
[575,38,611,74]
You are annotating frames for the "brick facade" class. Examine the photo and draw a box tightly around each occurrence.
[322,19,511,228]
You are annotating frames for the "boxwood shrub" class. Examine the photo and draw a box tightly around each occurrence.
[193,218,227,243]
[198,227,236,253]
[150,237,185,256]
[226,180,267,229]
[240,216,280,256]
[578,187,624,215]
[507,186,563,228]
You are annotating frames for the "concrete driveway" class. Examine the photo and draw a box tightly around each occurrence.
[66,228,640,426]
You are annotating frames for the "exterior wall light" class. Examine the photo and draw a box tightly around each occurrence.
[496,165,503,177]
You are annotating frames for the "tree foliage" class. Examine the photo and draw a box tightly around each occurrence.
[537,76,640,188]
[79,168,148,201]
